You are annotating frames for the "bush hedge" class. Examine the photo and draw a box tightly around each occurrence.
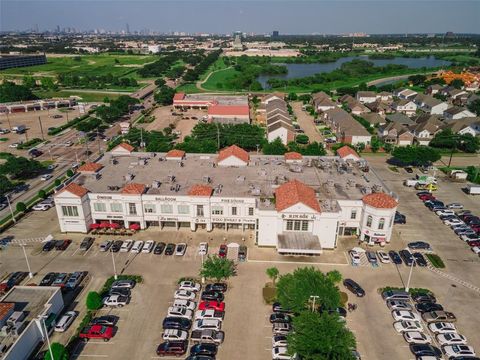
[425,253,445,268]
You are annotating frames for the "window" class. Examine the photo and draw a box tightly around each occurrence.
[286,220,309,232]
[286,220,293,231]
[160,204,173,214]
[144,204,156,214]
[248,207,254,216]
[177,204,190,214]
[350,210,357,219]
[61,206,78,217]
[211,206,223,215]
[378,218,385,230]
[294,221,301,231]
[196,205,204,217]
[301,220,309,231]
[366,215,373,227]
[128,203,137,215]
[231,207,237,216]
[93,202,106,212]
[110,203,123,213]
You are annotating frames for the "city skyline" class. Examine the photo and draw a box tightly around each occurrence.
[1,0,479,34]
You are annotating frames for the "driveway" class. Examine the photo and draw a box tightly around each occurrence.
[291,101,323,143]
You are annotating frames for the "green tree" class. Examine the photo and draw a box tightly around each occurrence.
[450,79,464,89]
[66,169,74,177]
[200,255,236,282]
[326,270,342,284]
[356,142,366,153]
[287,92,298,101]
[370,137,382,153]
[0,81,37,102]
[0,156,44,180]
[23,76,36,89]
[16,202,26,213]
[467,99,480,116]
[54,179,61,186]
[276,267,341,313]
[154,85,176,105]
[391,146,441,166]
[383,143,393,153]
[288,312,356,360]
[86,291,103,310]
[266,267,280,286]
[44,342,69,360]
[296,134,309,144]
[154,78,166,87]
[263,138,287,155]
[40,77,57,91]
[38,189,47,199]
[0,175,14,196]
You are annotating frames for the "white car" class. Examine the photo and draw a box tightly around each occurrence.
[131,240,144,253]
[376,250,390,263]
[442,345,476,358]
[173,299,196,311]
[54,311,77,332]
[162,329,188,341]
[103,295,129,307]
[392,310,421,322]
[174,290,196,300]
[403,331,431,344]
[178,281,201,292]
[436,209,455,216]
[394,321,423,333]
[175,243,187,256]
[120,239,133,252]
[198,242,208,255]
[41,174,53,181]
[446,203,463,209]
[142,240,155,253]
[193,318,221,331]
[195,309,224,321]
[64,140,73,147]
[444,219,464,226]
[428,322,457,334]
[471,246,480,255]
[436,333,467,346]
[387,300,412,311]
[9,143,20,148]
[32,203,53,211]
[272,336,288,347]
[461,234,480,242]
[349,251,361,265]
[167,306,193,319]
[272,346,293,360]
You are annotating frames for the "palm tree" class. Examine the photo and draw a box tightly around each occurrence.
[266,267,279,286]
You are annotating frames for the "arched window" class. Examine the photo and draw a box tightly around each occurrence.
[366,215,372,227]
[378,218,385,230]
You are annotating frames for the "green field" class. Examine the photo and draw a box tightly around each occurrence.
[0,54,157,79]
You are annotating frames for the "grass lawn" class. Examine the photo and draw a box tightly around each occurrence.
[34,90,121,102]
[0,54,157,79]
[201,67,240,91]
[176,82,203,93]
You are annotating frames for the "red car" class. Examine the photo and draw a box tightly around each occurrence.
[419,195,435,201]
[198,300,225,312]
[79,325,114,342]
[467,240,480,247]
[218,245,227,258]
[156,341,187,356]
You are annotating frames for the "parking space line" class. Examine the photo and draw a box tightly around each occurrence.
[71,248,80,256]
[83,246,94,256]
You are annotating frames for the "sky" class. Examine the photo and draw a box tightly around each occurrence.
[1,0,479,34]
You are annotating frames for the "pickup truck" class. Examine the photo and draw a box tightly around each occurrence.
[103,295,129,307]
[195,309,224,321]
[190,329,225,344]
[79,325,114,342]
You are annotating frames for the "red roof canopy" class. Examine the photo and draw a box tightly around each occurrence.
[217,145,249,163]
[275,180,321,213]
[362,193,398,209]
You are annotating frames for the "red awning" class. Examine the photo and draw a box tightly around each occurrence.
[99,222,111,228]
[129,223,140,230]
[90,223,100,229]
[110,223,121,229]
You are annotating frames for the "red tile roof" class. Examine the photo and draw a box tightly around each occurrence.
[208,104,250,116]
[0,303,14,321]
[78,162,103,173]
[121,183,146,195]
[166,149,186,158]
[188,184,213,197]
[217,145,249,163]
[113,143,134,153]
[362,193,398,209]
[275,180,321,213]
[336,145,360,160]
[173,93,186,101]
[58,183,89,197]
[284,152,303,160]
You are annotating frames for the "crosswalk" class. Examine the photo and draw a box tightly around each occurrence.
[426,263,480,294]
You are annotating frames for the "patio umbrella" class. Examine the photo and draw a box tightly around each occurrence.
[90,223,100,229]
[99,222,111,229]
[110,223,121,229]
[129,223,140,231]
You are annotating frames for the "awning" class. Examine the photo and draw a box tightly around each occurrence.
[277,233,322,255]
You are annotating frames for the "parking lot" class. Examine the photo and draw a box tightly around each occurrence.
[1,156,480,360]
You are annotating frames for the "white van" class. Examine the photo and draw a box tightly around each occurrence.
[120,239,133,252]
[54,311,77,332]
[142,240,155,253]
[131,240,144,253]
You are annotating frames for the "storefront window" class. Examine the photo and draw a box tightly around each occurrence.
[366,215,372,227]
[286,220,310,232]
[93,202,106,212]
[378,218,385,230]
[177,204,189,214]
[110,203,123,212]
[350,210,357,219]
[211,206,223,215]
[144,204,156,213]
[62,206,78,217]
[160,204,173,214]
[248,207,254,216]
[301,220,309,231]
[128,203,137,215]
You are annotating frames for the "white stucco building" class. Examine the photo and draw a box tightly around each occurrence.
[53,145,398,254]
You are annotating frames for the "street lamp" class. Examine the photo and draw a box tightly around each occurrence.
[309,295,319,312]
[405,254,417,292]
[40,313,54,360]
[110,247,118,280]
[20,244,33,279]
[5,193,16,224]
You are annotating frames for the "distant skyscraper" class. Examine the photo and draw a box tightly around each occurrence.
[34,24,39,33]
[126,23,130,34]
[56,25,60,33]
[272,30,279,38]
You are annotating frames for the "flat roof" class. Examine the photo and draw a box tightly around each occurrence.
[277,233,322,254]
[1,286,59,322]
[73,153,386,211]
[178,94,248,106]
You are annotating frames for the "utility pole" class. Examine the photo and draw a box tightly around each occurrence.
[20,244,33,278]
[111,248,118,280]
[405,257,417,292]
[38,116,45,140]
[6,194,16,224]
[6,112,12,130]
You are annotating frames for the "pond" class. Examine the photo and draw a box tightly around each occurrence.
[256,55,451,88]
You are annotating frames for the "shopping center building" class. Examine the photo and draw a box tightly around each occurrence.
[54,144,398,255]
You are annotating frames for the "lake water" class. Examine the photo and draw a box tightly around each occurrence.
[257,55,451,88]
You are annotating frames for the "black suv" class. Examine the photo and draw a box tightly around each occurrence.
[90,315,117,327]
[162,317,192,331]
[42,240,55,252]
[343,279,365,297]
[409,344,442,358]
[154,242,166,255]
[205,283,227,293]
[111,240,123,252]
[394,212,406,224]
[399,250,415,266]
[164,243,176,255]
[40,272,57,286]
[190,343,218,357]
[408,241,430,250]
[388,250,402,265]
[415,302,443,314]
[412,252,427,267]
[201,291,224,302]
[80,237,94,250]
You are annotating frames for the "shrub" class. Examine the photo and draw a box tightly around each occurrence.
[425,254,445,268]
[262,286,277,304]
[44,343,68,360]
[16,202,26,213]
[38,189,47,199]
[86,291,103,310]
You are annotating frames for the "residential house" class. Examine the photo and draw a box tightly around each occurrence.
[409,115,443,145]
[322,108,372,145]
[392,99,417,116]
[440,86,467,100]
[394,88,418,100]
[385,113,415,126]
[378,122,414,146]
[441,117,480,137]
[266,98,295,145]
[343,97,370,115]
[312,92,337,112]
[414,94,449,115]
[443,107,476,121]
[356,91,377,104]
[365,100,390,117]
[426,84,443,95]
[377,91,393,102]
[360,112,386,126]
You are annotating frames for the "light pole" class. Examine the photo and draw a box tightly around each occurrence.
[20,244,33,279]
[309,295,319,312]
[405,255,417,292]
[40,314,54,360]
[111,247,118,280]
[5,194,16,223]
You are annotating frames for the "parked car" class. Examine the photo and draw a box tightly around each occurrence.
[387,300,412,311]
[120,240,133,252]
[52,273,69,287]
[165,243,176,255]
[412,293,437,304]
[272,322,291,335]
[189,343,218,357]
[376,251,390,263]
[99,240,112,252]
[192,319,221,331]
[198,242,208,255]
[111,279,135,289]
[40,272,57,286]
[162,329,188,341]
[204,283,227,293]
[408,241,431,250]
[109,287,131,297]
[140,240,154,253]
[174,290,196,301]
[399,249,415,266]
[154,242,166,255]
[40,174,52,181]
[33,203,53,211]
[42,240,56,252]
[201,291,224,302]
[393,320,423,333]
[409,344,442,358]
[162,317,192,331]
[436,333,468,346]
[179,281,201,292]
[403,331,432,344]
[218,244,227,258]
[195,309,225,321]
[168,306,193,319]
[366,251,378,265]
[66,271,85,289]
[190,329,224,345]
[415,302,444,314]
[238,245,247,261]
[156,340,188,357]
[269,313,291,324]
[174,243,187,256]
[394,212,407,224]
[272,335,288,347]
[443,345,476,358]
[422,311,456,323]
[382,290,410,301]
[428,322,457,334]
[131,240,144,253]
[198,301,225,312]
[54,239,71,251]
[79,237,94,251]
[90,315,117,327]
[272,346,294,360]
[343,279,365,297]
[349,251,361,265]
[79,325,114,342]
[111,240,123,252]
[272,302,292,314]
[413,252,428,267]
[54,311,77,332]
[173,299,196,311]
[392,310,421,322]
[388,250,402,265]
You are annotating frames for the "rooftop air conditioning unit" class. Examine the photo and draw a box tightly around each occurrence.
[152,181,161,189]
[125,173,134,181]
